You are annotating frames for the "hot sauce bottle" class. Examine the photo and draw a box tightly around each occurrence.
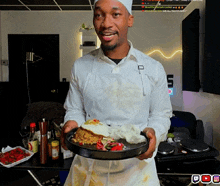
[39,118,48,164]
[28,122,38,153]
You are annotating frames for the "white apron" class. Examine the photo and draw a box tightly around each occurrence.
[64,155,160,186]
[64,57,160,186]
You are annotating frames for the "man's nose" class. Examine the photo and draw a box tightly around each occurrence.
[101,15,113,28]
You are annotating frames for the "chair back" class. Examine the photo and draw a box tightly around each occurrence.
[170,111,197,139]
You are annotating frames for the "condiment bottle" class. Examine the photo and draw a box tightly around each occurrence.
[51,140,59,160]
[39,118,48,164]
[48,128,56,157]
[28,122,38,153]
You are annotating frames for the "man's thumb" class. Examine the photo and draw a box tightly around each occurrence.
[64,125,73,133]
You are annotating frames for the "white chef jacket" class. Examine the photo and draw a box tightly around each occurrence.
[64,40,172,186]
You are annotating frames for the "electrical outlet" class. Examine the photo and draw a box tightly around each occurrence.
[1,60,9,66]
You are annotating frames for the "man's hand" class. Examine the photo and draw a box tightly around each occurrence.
[137,127,156,160]
[61,120,78,150]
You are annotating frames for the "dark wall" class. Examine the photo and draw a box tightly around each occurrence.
[0,82,69,147]
[182,9,200,92]
[0,83,10,135]
[0,82,21,147]
[202,0,220,95]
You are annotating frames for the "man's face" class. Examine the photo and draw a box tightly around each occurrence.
[93,0,134,51]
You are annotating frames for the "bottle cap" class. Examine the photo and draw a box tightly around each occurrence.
[52,140,59,147]
[30,122,36,128]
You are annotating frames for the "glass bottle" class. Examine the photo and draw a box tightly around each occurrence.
[28,122,38,153]
[52,140,59,160]
[48,128,56,157]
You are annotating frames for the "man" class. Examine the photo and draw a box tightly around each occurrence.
[61,0,172,185]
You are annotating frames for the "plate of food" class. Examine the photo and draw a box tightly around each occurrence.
[0,146,34,168]
[65,119,149,160]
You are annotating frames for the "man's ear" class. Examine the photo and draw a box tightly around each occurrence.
[128,14,134,27]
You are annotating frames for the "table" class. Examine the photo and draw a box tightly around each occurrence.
[1,139,220,186]
[0,138,73,185]
[0,149,74,185]
[1,153,220,186]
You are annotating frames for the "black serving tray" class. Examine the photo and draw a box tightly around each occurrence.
[65,128,149,160]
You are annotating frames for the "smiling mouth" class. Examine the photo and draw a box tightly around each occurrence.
[99,31,117,41]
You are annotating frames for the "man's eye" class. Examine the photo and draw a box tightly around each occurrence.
[95,14,101,18]
[113,13,120,18]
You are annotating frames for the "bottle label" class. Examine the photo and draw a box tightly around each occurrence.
[28,140,38,153]
[52,149,59,158]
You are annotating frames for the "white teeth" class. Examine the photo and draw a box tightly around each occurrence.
[103,33,115,36]
[104,35,113,38]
